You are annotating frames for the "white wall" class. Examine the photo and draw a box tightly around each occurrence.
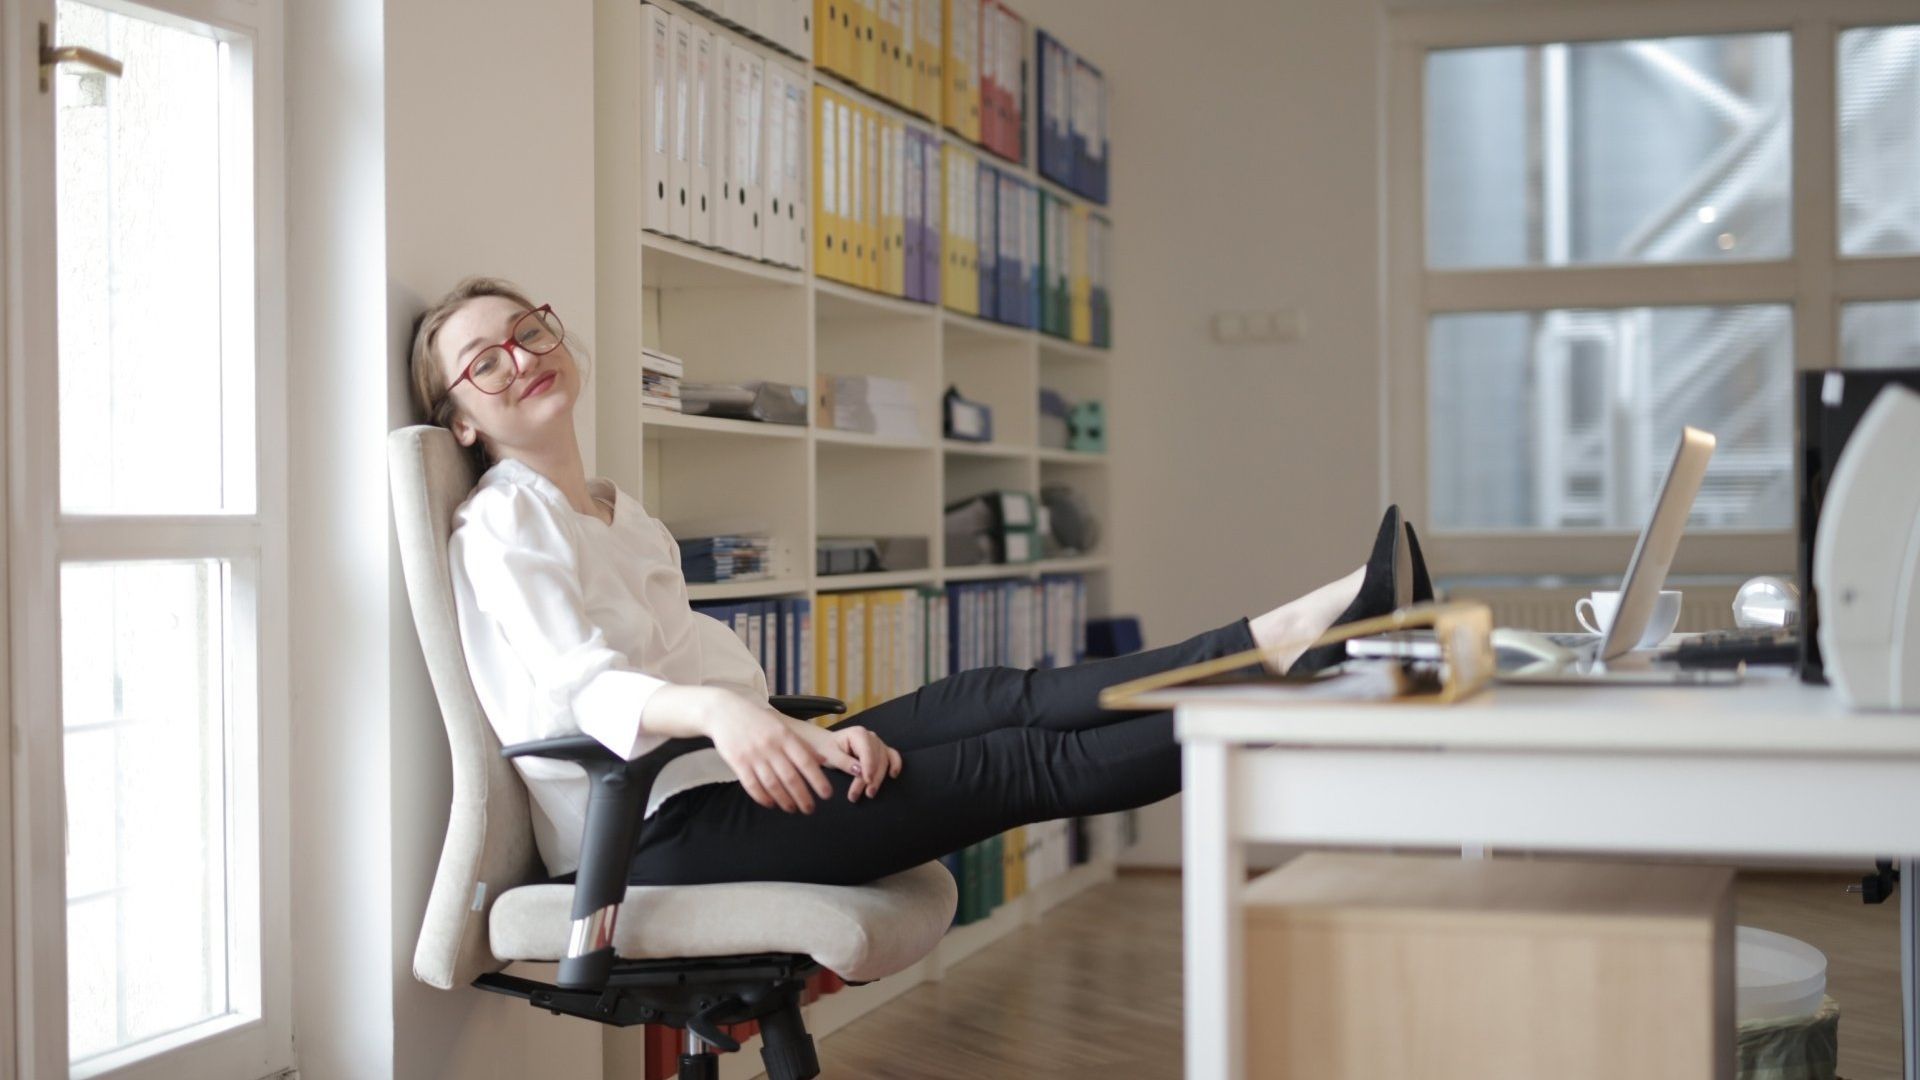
[381,0,604,1077]
[289,0,606,1075]
[1018,0,1388,866]
[286,0,396,1075]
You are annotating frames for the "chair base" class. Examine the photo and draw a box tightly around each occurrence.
[476,953,822,1080]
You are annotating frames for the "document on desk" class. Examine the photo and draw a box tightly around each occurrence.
[1098,601,1496,711]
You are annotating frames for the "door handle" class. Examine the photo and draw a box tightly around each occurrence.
[40,21,124,93]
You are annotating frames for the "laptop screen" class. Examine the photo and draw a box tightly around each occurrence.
[1602,427,1717,660]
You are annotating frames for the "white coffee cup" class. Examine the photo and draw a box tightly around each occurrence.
[1575,589,1683,649]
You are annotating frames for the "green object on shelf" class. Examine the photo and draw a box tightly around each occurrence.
[1068,401,1105,453]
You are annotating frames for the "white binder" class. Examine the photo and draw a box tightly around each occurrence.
[779,0,812,61]
[713,37,737,253]
[731,48,766,259]
[784,66,810,268]
[690,24,716,245]
[762,62,793,267]
[668,14,694,239]
[641,3,674,235]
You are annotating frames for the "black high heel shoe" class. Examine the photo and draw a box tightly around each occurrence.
[1404,519,1435,604]
[1290,505,1406,675]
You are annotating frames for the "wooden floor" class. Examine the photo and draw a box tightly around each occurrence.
[813,868,1903,1079]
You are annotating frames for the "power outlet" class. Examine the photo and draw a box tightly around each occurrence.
[1210,308,1302,345]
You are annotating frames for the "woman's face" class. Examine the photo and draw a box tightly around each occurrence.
[437,294,580,458]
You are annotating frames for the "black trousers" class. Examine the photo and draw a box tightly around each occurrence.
[627,616,1259,886]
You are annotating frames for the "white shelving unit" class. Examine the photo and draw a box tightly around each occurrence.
[593,1,1119,1068]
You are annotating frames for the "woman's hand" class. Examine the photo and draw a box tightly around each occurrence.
[821,723,903,802]
[694,689,841,814]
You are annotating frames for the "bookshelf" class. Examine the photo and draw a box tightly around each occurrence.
[594,0,1118,1066]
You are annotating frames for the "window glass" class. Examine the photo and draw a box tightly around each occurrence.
[64,560,233,1066]
[1838,26,1920,257]
[1429,305,1793,530]
[56,0,251,515]
[1840,299,1920,368]
[1426,33,1791,269]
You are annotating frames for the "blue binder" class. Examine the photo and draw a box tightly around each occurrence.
[976,161,999,322]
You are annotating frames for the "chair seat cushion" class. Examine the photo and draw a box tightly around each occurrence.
[488,862,957,984]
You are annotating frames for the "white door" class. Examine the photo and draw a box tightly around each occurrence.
[5,1,289,1078]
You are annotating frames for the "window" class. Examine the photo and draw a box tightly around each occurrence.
[1390,7,1920,576]
[9,0,289,1077]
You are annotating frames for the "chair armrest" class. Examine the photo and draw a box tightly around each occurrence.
[769,694,847,721]
[500,733,714,990]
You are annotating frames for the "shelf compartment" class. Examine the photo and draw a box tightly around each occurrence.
[639,410,808,441]
[816,440,939,574]
[815,277,938,321]
[686,577,812,602]
[941,309,1035,348]
[641,231,807,290]
[814,427,935,451]
[1035,447,1106,465]
[644,431,810,582]
[942,562,1046,582]
[1038,335,1110,363]
[816,569,939,591]
[943,439,1030,460]
[1035,556,1109,575]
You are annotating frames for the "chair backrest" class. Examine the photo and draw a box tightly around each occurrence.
[388,425,544,989]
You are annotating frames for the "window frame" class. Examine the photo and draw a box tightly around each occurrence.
[1386,0,1920,579]
[4,0,291,1077]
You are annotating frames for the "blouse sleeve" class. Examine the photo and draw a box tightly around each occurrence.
[452,484,670,760]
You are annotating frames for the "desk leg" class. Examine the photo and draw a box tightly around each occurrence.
[1185,739,1244,1080]
[1905,858,1917,1080]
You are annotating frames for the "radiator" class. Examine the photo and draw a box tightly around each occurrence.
[1442,583,1742,635]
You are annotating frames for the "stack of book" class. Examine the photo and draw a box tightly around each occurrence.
[641,348,684,411]
[678,533,771,583]
[823,374,923,440]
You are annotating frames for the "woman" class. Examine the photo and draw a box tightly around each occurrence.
[410,277,1414,888]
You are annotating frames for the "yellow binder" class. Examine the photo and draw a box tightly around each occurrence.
[1098,603,1498,711]
[876,0,902,105]
[814,0,839,79]
[856,0,879,93]
[863,106,882,291]
[896,0,917,115]
[882,119,906,296]
[1069,202,1091,343]
[916,0,943,125]
[846,97,866,288]
[960,149,979,314]
[942,0,979,143]
[940,144,965,312]
[816,593,842,712]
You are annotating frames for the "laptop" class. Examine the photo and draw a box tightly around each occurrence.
[1492,426,1743,685]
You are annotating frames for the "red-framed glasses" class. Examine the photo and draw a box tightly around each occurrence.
[447,304,565,398]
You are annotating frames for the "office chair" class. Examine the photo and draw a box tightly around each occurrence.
[388,426,958,1080]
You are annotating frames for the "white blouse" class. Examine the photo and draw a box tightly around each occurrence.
[448,456,757,876]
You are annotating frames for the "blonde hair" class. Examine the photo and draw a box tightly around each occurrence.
[408,276,590,473]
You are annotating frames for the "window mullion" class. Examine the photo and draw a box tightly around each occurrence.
[1426,262,1800,313]
[57,517,260,563]
[1794,18,1840,369]
[1834,257,1920,301]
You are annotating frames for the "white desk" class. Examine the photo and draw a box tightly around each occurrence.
[1167,670,1920,1080]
